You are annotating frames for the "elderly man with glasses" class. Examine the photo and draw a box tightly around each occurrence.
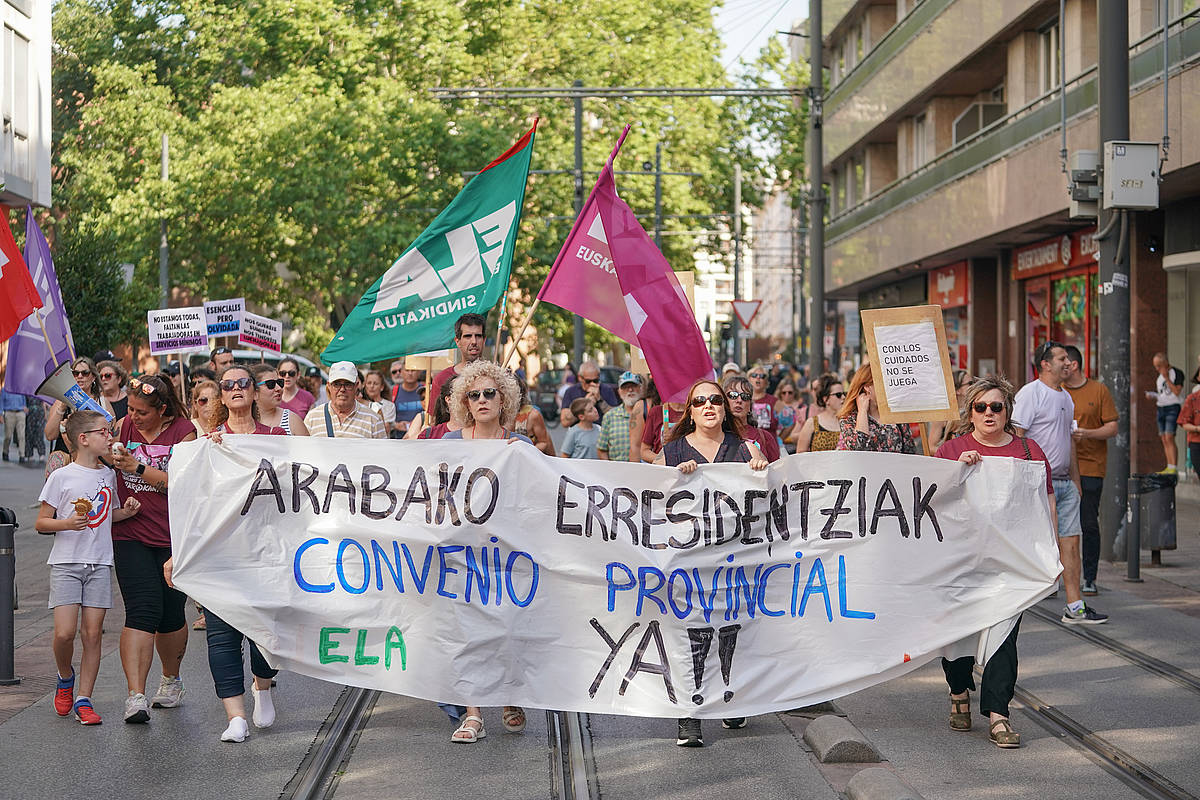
[303,362,387,439]
[558,361,620,428]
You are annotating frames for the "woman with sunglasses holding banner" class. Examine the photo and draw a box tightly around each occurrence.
[108,373,197,724]
[657,379,768,747]
[932,375,1055,749]
[440,360,533,743]
[249,364,309,436]
[161,365,284,742]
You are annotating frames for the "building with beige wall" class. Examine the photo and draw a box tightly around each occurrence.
[809,0,1199,472]
[1,0,50,208]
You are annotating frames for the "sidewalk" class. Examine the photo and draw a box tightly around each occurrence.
[1097,475,1200,617]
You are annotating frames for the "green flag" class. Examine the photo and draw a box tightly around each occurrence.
[322,123,537,364]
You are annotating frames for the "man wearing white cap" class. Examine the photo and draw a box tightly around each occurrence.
[304,362,387,439]
[721,362,742,380]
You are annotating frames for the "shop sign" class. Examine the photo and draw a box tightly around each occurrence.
[1012,227,1098,281]
[928,261,969,308]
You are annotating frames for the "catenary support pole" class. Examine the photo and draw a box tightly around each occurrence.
[808,0,826,385]
[1097,0,1131,562]
[572,80,585,369]
[733,162,743,365]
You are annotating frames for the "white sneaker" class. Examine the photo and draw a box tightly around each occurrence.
[150,675,185,708]
[220,716,249,743]
[252,685,276,728]
[123,692,149,724]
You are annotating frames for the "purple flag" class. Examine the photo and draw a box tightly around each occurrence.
[4,208,74,397]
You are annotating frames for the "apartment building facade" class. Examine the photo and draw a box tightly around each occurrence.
[811,0,1200,471]
[1,0,50,208]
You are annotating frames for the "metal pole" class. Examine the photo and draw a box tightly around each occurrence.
[0,514,19,685]
[159,133,169,309]
[732,162,743,365]
[1098,0,1131,562]
[572,79,585,369]
[808,0,826,384]
[654,141,663,250]
[1126,477,1142,581]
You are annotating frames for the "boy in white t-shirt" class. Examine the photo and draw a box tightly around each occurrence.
[35,410,141,725]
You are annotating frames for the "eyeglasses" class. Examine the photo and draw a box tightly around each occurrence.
[690,394,725,408]
[830,391,847,399]
[467,388,499,401]
[973,401,1006,414]
[725,391,751,401]
[219,377,253,391]
[748,372,767,379]
[72,370,92,378]
[128,377,159,395]
[257,379,284,390]
[330,381,355,391]
[82,428,112,437]
[278,369,297,377]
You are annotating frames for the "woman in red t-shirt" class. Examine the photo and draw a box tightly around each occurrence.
[110,373,197,724]
[721,375,782,462]
[933,375,1055,751]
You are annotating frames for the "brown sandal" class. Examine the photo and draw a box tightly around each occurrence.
[949,694,971,731]
[989,717,1021,748]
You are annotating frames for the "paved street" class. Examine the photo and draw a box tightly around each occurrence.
[2,455,1198,799]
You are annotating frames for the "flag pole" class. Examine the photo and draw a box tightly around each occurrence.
[32,309,60,368]
[502,298,540,370]
[496,289,509,363]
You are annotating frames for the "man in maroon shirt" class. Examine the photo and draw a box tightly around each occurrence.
[425,313,487,415]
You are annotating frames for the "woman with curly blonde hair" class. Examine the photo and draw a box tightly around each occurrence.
[440,359,533,743]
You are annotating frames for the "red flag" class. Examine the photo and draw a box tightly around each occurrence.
[0,206,42,341]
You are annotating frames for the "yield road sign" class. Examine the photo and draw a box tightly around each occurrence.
[731,299,761,328]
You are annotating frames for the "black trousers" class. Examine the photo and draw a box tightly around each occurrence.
[1079,476,1104,583]
[941,616,1021,718]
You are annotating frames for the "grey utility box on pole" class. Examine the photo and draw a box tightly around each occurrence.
[1102,141,1160,209]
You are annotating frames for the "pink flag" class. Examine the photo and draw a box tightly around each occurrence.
[537,128,715,403]
[537,142,639,344]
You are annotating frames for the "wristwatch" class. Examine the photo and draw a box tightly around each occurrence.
[135,463,146,476]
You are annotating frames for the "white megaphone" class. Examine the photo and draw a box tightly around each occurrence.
[36,362,114,422]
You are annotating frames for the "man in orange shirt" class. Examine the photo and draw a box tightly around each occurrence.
[1064,345,1118,597]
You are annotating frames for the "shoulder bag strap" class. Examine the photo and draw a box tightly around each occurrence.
[1020,435,1031,460]
[324,403,335,438]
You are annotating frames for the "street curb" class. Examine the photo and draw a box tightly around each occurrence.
[846,767,924,800]
[802,714,881,763]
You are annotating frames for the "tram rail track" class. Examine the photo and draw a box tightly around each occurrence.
[1003,602,1200,800]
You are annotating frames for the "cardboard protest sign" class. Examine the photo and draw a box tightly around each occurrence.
[170,438,1059,718]
[204,298,244,337]
[238,311,283,354]
[860,305,957,423]
[147,307,208,355]
[403,349,455,374]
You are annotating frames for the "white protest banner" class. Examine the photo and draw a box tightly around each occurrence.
[147,307,208,355]
[238,311,283,354]
[169,439,1060,719]
[861,305,957,424]
[204,297,244,337]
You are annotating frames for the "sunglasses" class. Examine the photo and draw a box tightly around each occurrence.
[100,373,117,380]
[467,388,499,401]
[973,401,1006,414]
[212,347,232,355]
[779,389,795,395]
[72,369,92,377]
[748,372,767,379]
[220,377,253,391]
[690,394,725,408]
[257,379,284,390]
[725,391,751,401]
[278,369,297,377]
[830,391,847,399]
[390,369,403,376]
[128,377,159,395]
[195,397,211,405]
[580,377,599,384]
